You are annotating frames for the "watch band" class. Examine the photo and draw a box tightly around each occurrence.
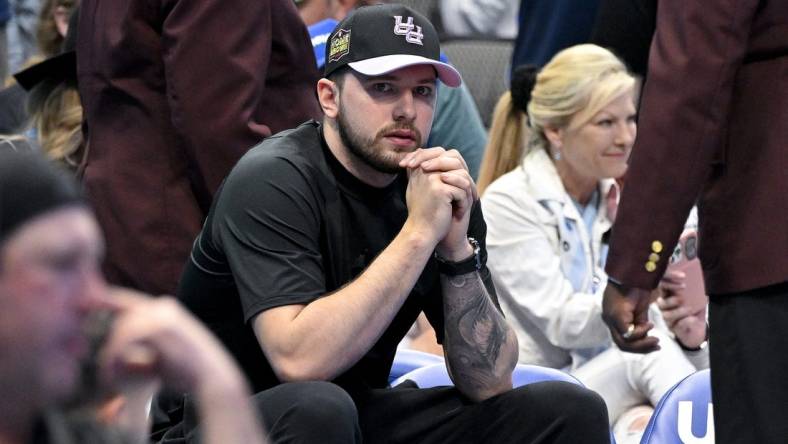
[435,237,481,276]
[676,322,710,352]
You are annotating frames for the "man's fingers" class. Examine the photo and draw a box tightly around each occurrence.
[400,147,445,168]
[86,287,149,313]
[609,322,660,353]
[614,334,661,353]
[602,285,660,353]
[440,170,476,202]
[622,321,654,341]
[601,308,632,339]
[439,166,478,200]
[440,172,471,195]
[443,181,469,207]
[420,156,465,174]
[401,147,470,175]
[108,342,159,380]
[442,148,469,172]
[112,286,166,302]
[404,149,479,200]
[610,322,654,342]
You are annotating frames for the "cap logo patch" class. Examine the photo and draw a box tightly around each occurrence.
[393,16,424,45]
[328,29,351,63]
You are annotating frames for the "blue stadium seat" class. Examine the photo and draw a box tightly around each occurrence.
[640,369,714,444]
[388,348,445,384]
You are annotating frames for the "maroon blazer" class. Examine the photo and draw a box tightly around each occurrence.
[606,0,788,294]
[77,0,322,294]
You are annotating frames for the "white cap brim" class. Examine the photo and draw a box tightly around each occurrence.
[348,54,462,88]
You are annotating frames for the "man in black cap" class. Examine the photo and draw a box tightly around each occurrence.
[0,150,266,444]
[177,4,610,443]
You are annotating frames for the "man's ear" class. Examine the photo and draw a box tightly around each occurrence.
[317,78,340,118]
[543,125,564,150]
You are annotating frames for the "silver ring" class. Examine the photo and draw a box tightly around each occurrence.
[621,324,635,339]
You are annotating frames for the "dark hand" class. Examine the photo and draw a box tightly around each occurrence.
[602,283,660,353]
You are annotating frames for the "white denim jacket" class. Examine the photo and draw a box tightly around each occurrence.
[482,149,617,370]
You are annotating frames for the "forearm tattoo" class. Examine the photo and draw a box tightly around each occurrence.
[442,272,515,393]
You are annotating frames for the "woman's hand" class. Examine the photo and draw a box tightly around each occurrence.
[657,270,707,349]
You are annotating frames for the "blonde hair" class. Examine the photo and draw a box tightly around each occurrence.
[477,92,529,195]
[527,44,635,153]
[29,82,84,172]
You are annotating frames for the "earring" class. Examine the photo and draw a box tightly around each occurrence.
[553,150,561,161]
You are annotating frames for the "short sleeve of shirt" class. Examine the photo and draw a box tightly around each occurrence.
[212,147,326,322]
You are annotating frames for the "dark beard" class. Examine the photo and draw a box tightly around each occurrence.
[336,106,422,175]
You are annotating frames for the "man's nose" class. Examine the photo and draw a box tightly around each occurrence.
[76,266,109,310]
[393,91,417,121]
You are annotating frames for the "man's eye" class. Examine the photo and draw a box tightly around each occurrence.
[372,83,393,93]
[415,85,434,97]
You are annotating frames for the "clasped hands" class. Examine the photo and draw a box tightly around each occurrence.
[602,269,708,353]
[399,147,477,261]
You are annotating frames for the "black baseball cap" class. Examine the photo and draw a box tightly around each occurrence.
[323,4,461,87]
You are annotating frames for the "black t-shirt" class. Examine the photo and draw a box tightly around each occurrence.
[178,120,493,397]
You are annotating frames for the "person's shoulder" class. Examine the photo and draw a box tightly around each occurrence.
[243,120,321,161]
[231,120,325,181]
[482,167,529,203]
[482,165,553,226]
[215,121,333,218]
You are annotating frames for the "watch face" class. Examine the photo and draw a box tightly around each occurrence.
[468,237,482,271]
[684,235,698,260]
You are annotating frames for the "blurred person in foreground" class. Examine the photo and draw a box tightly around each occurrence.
[0,149,265,444]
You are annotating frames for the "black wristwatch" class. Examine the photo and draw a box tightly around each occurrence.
[676,322,710,352]
[435,237,482,276]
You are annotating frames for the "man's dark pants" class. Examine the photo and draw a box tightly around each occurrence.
[709,281,788,444]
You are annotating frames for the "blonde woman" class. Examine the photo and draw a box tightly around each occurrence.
[13,2,84,174]
[481,44,706,444]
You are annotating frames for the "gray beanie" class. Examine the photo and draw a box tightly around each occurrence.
[0,150,83,245]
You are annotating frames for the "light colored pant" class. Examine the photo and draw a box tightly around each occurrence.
[572,329,698,423]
